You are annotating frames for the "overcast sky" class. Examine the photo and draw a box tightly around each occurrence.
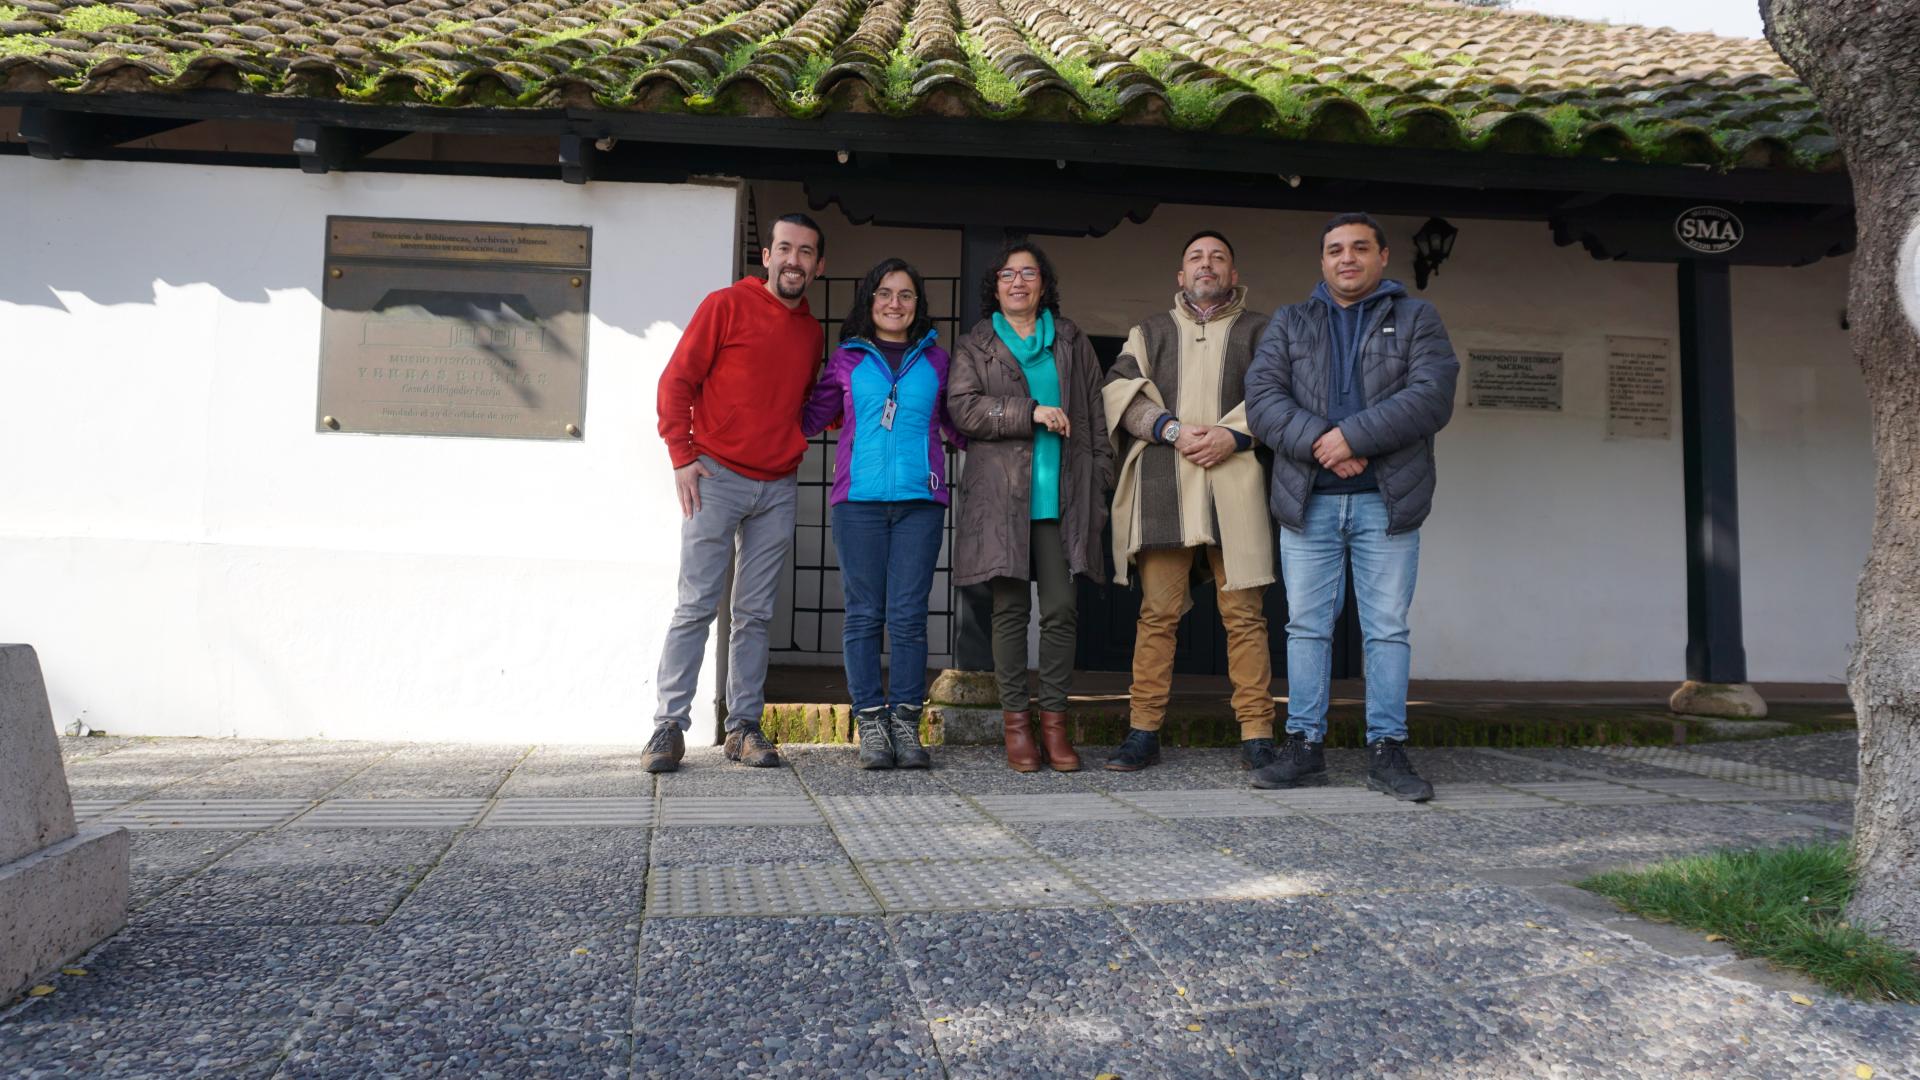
[1509,0,1765,39]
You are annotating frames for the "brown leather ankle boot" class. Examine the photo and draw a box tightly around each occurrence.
[1037,710,1081,772]
[1003,711,1042,772]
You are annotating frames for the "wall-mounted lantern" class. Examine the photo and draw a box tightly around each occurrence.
[1411,216,1459,290]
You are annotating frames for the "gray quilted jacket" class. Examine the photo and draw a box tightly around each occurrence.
[1245,291,1460,534]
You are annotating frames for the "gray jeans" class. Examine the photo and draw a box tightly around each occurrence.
[654,456,797,734]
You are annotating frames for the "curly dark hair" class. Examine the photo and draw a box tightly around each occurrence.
[840,258,935,345]
[979,240,1061,317]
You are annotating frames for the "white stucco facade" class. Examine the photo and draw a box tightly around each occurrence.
[760,185,1871,687]
[2,157,739,744]
[0,159,1868,745]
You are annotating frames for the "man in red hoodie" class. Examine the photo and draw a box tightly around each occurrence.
[644,214,827,772]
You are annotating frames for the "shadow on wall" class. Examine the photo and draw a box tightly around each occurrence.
[2,161,692,347]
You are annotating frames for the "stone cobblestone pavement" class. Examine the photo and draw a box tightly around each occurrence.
[4,735,1915,1078]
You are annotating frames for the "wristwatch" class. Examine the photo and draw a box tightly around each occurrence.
[1162,419,1183,444]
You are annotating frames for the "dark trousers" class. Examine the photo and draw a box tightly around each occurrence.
[989,520,1077,712]
[832,499,946,713]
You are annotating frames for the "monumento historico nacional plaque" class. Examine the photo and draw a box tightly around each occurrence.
[318,216,590,438]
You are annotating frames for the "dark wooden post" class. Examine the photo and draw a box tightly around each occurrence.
[950,224,1017,671]
[1673,259,1763,716]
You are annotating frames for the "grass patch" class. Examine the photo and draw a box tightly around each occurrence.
[0,34,49,57]
[789,51,829,109]
[959,32,1019,109]
[882,44,915,108]
[1582,844,1920,1004]
[59,3,138,33]
[0,4,27,22]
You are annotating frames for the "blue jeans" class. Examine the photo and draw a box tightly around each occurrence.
[832,500,946,712]
[1279,491,1419,743]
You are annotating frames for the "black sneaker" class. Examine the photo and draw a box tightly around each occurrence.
[886,705,932,769]
[724,726,782,768]
[642,724,685,774]
[1249,731,1326,789]
[1104,728,1161,772]
[1367,738,1433,802]
[1240,737,1278,771]
[855,707,895,770]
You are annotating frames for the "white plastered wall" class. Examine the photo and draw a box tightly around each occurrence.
[1,157,740,743]
[754,187,1870,686]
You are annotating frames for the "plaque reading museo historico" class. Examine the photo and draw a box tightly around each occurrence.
[1466,350,1563,412]
[317,217,591,439]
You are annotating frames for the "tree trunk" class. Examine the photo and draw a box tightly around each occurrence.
[1764,0,1920,950]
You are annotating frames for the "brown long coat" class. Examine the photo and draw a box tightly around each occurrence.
[947,315,1115,587]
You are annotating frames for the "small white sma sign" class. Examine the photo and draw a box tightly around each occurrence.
[1675,206,1744,254]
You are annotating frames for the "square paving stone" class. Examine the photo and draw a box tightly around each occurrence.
[1117,897,1429,1009]
[1622,775,1812,802]
[1256,787,1431,814]
[290,798,488,829]
[1014,820,1208,859]
[56,735,140,762]
[650,825,843,866]
[1507,780,1685,807]
[296,921,635,1066]
[817,794,987,828]
[630,916,941,1079]
[932,763,1104,794]
[1461,965,1880,1079]
[1319,809,1548,868]
[325,744,529,798]
[217,828,455,870]
[969,792,1143,823]
[1114,789,1299,819]
[1175,816,1476,893]
[0,1016,294,1079]
[838,823,1028,861]
[1495,746,1708,781]
[789,747,953,795]
[1398,748,1572,784]
[1453,805,1732,868]
[1642,802,1853,853]
[860,858,1095,911]
[654,748,809,795]
[11,925,373,1023]
[657,795,823,827]
[644,861,877,916]
[99,798,312,830]
[1200,989,1520,1078]
[392,862,646,926]
[492,744,656,797]
[1677,732,1860,784]
[281,1020,628,1079]
[1794,995,1920,1077]
[1347,884,1633,988]
[158,741,396,800]
[134,864,421,927]
[889,908,1242,1079]
[128,829,256,877]
[1426,784,1563,811]
[1066,850,1306,904]
[479,797,654,827]
[1762,800,1854,829]
[437,826,651,870]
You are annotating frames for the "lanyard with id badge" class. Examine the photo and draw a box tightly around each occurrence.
[874,345,941,493]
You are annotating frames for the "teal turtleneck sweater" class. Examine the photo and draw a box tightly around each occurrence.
[992,309,1060,521]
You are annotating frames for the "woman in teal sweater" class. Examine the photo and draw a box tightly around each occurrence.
[946,242,1114,772]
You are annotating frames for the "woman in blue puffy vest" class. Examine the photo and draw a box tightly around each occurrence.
[802,258,965,770]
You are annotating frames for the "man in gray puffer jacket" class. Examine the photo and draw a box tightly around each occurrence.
[1244,212,1460,801]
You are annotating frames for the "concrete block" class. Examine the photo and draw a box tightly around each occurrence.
[0,645,77,865]
[1669,680,1769,719]
[1,826,128,1002]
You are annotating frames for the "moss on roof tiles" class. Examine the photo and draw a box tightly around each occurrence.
[0,0,1842,172]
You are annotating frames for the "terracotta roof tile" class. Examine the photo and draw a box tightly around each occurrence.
[0,0,1839,171]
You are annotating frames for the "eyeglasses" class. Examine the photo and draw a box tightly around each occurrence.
[874,289,918,304]
[995,267,1041,283]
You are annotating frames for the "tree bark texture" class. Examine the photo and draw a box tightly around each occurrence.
[1764,0,1920,950]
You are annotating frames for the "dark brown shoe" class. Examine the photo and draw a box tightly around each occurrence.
[642,725,685,774]
[1037,710,1081,772]
[1003,710,1042,772]
[724,727,782,768]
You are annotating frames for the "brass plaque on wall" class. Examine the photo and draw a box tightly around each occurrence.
[318,217,590,439]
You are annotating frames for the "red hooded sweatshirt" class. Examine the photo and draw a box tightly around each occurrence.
[658,277,825,480]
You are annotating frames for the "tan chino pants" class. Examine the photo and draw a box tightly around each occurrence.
[1129,545,1276,739]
